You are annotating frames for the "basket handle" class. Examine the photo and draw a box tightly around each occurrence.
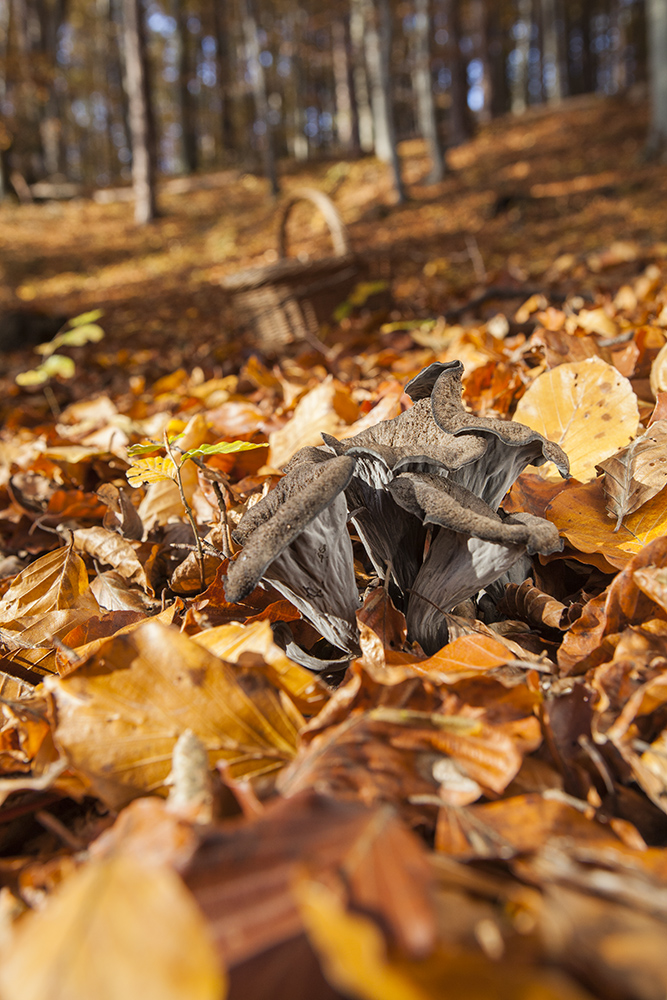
[277,187,351,259]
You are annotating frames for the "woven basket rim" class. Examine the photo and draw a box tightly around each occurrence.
[220,251,358,292]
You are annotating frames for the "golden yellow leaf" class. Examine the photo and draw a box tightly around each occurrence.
[546,478,667,569]
[0,855,225,1000]
[413,634,514,681]
[192,619,329,715]
[45,621,301,807]
[0,543,91,622]
[513,358,639,482]
[575,307,619,338]
[126,454,178,487]
[268,377,359,469]
[297,878,591,1000]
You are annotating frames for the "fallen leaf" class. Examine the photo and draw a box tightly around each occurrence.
[513,358,639,481]
[268,377,359,469]
[73,526,152,592]
[46,620,302,807]
[558,537,667,672]
[575,307,619,338]
[546,478,667,569]
[596,420,667,530]
[0,543,91,622]
[0,855,225,1000]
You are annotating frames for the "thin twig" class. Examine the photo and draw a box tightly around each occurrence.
[164,435,206,592]
[212,482,233,559]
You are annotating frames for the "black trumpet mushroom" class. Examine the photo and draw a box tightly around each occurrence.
[225,361,569,666]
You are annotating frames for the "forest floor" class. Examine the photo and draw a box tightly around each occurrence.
[1,89,666,390]
[1,91,667,1000]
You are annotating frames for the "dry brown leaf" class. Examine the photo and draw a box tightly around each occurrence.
[633,565,667,614]
[498,580,567,631]
[650,341,667,397]
[575,306,619,338]
[268,377,359,469]
[191,618,329,715]
[596,420,667,530]
[513,358,639,481]
[185,791,436,969]
[557,537,667,673]
[413,634,515,682]
[0,854,225,1000]
[73,526,152,592]
[546,478,667,569]
[90,569,158,612]
[297,877,591,1000]
[0,543,91,622]
[46,620,302,807]
[435,793,625,860]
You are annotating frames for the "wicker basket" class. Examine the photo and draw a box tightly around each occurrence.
[221,188,362,355]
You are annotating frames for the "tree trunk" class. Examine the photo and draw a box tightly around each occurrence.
[646,0,667,158]
[211,0,235,159]
[240,0,278,194]
[362,0,405,201]
[446,0,470,143]
[332,17,359,153]
[350,0,374,152]
[175,1,198,174]
[412,0,445,180]
[580,0,594,94]
[541,0,564,103]
[511,0,531,113]
[122,0,157,223]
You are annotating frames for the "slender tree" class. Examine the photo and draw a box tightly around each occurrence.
[446,0,470,142]
[122,0,158,222]
[646,0,667,159]
[174,0,199,174]
[332,16,359,153]
[412,0,445,180]
[239,0,278,194]
[362,0,405,201]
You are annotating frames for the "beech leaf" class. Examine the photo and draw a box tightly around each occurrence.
[45,620,302,807]
[513,358,639,481]
[596,420,667,530]
[0,855,225,1000]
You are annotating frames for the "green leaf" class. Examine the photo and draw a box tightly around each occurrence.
[35,323,105,358]
[57,323,105,346]
[16,355,76,386]
[182,440,265,461]
[68,309,104,327]
[127,442,164,458]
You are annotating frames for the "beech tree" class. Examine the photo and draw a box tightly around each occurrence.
[122,0,157,223]
[646,0,667,159]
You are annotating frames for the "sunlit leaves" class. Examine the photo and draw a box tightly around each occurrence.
[45,621,302,807]
[0,855,225,1000]
[513,358,640,482]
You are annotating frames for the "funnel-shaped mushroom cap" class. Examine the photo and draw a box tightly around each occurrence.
[428,366,570,507]
[404,360,464,401]
[225,455,360,652]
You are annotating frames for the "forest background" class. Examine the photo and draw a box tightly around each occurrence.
[2,2,667,1000]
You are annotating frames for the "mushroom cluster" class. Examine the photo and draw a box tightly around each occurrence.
[225,361,569,665]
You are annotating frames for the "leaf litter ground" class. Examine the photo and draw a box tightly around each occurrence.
[1,92,667,999]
